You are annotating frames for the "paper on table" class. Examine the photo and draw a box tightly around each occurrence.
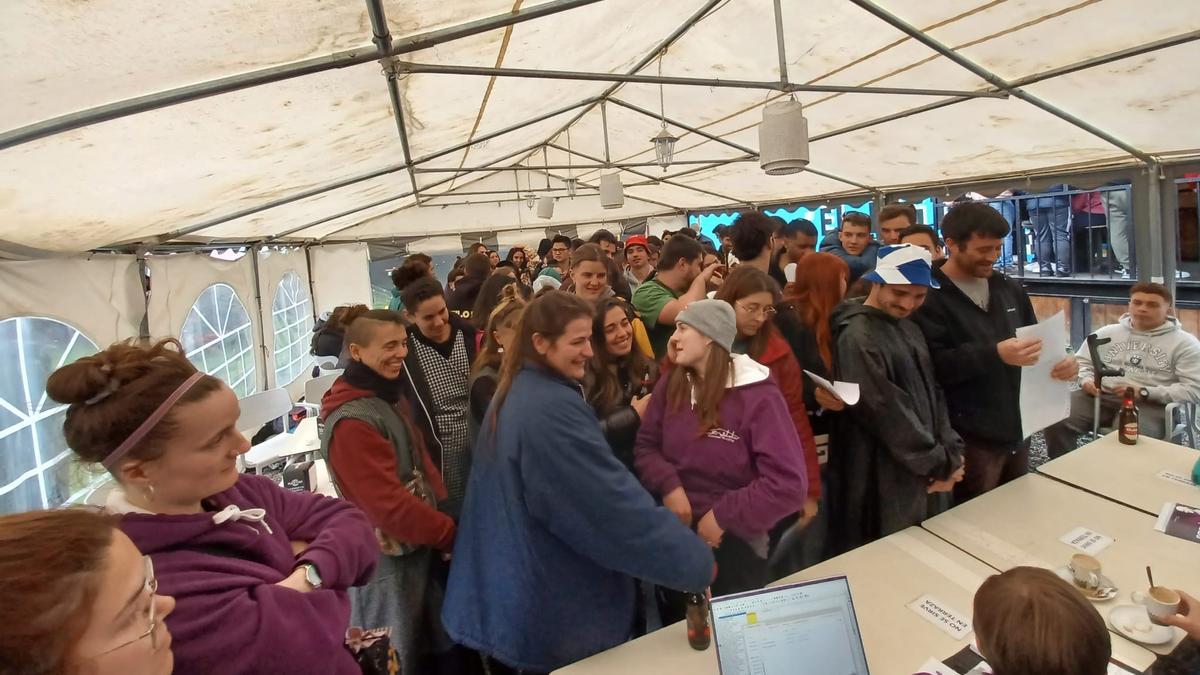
[803,370,860,405]
[1015,310,1071,438]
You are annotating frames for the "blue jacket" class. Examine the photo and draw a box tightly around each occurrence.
[820,237,880,282]
[442,365,714,672]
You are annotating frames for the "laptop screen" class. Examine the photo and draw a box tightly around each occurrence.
[711,576,870,675]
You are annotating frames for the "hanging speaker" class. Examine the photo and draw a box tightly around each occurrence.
[536,196,555,219]
[759,98,810,175]
[599,173,624,209]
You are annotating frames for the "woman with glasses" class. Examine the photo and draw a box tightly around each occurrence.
[634,299,807,614]
[46,339,378,675]
[0,508,175,675]
[714,266,820,577]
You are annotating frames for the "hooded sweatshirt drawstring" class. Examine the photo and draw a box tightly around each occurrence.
[211,504,274,535]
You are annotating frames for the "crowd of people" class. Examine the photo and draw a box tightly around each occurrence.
[2,203,1199,675]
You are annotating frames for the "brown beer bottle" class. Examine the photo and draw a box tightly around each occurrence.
[1118,387,1139,445]
[685,592,712,650]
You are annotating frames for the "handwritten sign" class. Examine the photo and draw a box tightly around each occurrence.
[907,594,972,640]
[1158,469,1196,488]
[1059,527,1114,554]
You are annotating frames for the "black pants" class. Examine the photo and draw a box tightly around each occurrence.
[955,441,1029,503]
[659,534,768,623]
[484,658,547,675]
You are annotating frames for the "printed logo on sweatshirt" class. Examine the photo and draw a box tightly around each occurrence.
[706,428,741,443]
[1104,340,1170,375]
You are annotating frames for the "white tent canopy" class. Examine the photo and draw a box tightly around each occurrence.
[2,0,1199,254]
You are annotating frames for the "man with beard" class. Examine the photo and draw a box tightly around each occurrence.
[914,202,1077,502]
[631,235,721,359]
[829,244,964,552]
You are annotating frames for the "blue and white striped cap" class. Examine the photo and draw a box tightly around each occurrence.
[862,244,940,289]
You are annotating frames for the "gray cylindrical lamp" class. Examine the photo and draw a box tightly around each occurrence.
[599,173,624,209]
[537,196,555,219]
[758,98,810,175]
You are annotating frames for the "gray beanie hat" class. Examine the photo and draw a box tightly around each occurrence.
[676,299,737,353]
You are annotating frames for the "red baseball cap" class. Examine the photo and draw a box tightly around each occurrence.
[625,235,650,252]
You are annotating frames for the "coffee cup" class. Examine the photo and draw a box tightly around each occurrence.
[1132,586,1181,625]
[1069,553,1102,591]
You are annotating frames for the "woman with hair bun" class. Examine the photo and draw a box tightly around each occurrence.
[0,508,176,675]
[47,339,378,675]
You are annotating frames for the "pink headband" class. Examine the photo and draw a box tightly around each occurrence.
[102,372,206,470]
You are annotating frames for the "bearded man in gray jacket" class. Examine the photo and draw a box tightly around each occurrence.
[1046,282,1200,456]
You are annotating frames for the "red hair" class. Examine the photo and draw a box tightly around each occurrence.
[783,253,849,368]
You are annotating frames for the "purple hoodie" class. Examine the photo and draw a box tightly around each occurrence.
[115,474,378,675]
[634,354,809,542]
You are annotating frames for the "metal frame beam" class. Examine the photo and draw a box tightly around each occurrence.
[547,143,752,206]
[0,0,604,152]
[536,0,727,169]
[392,61,1006,98]
[366,0,423,205]
[773,0,789,85]
[414,157,758,173]
[848,0,1155,164]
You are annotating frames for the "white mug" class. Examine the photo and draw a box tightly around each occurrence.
[1132,586,1182,625]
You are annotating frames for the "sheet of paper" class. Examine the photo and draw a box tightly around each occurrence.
[1059,526,1114,555]
[783,262,797,283]
[1157,469,1196,487]
[1015,310,1071,438]
[1155,502,1200,544]
[907,594,972,640]
[803,370,860,405]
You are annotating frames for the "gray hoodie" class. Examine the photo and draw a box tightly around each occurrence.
[1077,314,1200,404]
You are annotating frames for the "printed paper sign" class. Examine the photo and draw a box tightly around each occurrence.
[907,594,972,640]
[1158,469,1196,488]
[1059,527,1114,554]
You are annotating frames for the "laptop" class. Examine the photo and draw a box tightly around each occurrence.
[711,575,870,675]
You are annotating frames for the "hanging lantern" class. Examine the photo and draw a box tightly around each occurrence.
[651,123,678,172]
[537,196,555,219]
[599,173,624,209]
[565,177,578,198]
[758,97,810,175]
[524,193,537,210]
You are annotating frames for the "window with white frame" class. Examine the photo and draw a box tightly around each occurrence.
[0,317,101,514]
[180,284,258,398]
[272,272,313,385]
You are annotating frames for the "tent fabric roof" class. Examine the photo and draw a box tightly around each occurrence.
[2,0,1198,252]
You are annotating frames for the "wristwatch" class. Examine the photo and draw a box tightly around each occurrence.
[301,563,323,589]
[1139,387,1150,402]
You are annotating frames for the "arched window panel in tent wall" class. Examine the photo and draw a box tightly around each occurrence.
[271,272,314,389]
[146,253,264,397]
[181,283,258,399]
[0,317,101,514]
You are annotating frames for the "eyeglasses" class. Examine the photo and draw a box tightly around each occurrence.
[736,302,777,318]
[92,556,161,658]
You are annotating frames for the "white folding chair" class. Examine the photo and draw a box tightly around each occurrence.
[303,370,342,415]
[237,388,294,472]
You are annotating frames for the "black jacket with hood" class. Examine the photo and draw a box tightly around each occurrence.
[828,298,963,553]
[912,262,1038,452]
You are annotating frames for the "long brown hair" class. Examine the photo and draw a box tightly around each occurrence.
[973,567,1110,675]
[588,298,657,413]
[0,508,119,675]
[783,252,848,369]
[489,291,595,429]
[473,284,527,377]
[665,334,733,434]
[714,265,780,360]
[46,339,224,470]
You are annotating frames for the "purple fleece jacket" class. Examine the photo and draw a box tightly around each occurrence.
[633,355,809,541]
[118,474,378,675]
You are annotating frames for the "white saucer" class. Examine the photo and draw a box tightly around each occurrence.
[1108,605,1176,645]
[1054,565,1118,601]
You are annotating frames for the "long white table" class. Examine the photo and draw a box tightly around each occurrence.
[243,416,321,470]
[1038,432,1198,515]
[923,474,1195,660]
[561,528,1007,675]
